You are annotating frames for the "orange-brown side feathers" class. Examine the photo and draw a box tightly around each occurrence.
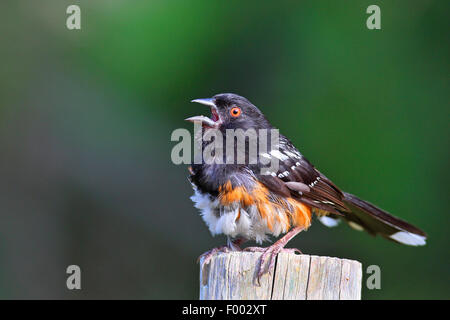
[219,184,254,207]
[218,181,310,233]
[286,198,312,230]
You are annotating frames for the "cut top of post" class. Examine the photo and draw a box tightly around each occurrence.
[199,251,362,300]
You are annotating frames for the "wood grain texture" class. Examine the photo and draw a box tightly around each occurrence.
[199,251,362,300]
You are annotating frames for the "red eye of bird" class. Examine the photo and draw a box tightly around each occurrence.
[230,107,241,117]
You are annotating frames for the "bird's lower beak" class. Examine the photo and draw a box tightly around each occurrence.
[185,98,221,128]
[184,115,218,127]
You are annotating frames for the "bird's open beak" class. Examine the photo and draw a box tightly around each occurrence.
[185,98,222,128]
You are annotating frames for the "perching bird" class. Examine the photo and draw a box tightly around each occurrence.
[186,93,426,281]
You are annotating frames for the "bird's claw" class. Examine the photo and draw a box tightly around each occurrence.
[245,246,302,286]
[197,246,231,265]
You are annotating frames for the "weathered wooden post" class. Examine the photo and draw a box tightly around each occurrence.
[199,251,362,300]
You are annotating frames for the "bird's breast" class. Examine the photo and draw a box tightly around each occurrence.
[190,174,312,243]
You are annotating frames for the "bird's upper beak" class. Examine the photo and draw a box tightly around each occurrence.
[185,98,222,128]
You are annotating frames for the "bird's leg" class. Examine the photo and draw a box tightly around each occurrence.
[245,226,304,285]
[228,237,247,251]
[197,237,246,265]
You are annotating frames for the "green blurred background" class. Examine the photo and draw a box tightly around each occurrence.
[0,0,448,299]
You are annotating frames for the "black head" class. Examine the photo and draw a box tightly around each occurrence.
[186,93,272,131]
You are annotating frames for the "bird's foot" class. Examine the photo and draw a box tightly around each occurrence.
[198,238,245,266]
[244,246,302,285]
[197,246,231,265]
[243,247,266,252]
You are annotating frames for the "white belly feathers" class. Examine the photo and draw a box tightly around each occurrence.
[190,187,287,244]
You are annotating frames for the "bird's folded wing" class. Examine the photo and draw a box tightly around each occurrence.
[252,137,349,214]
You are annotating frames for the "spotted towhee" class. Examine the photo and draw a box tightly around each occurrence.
[186,93,426,281]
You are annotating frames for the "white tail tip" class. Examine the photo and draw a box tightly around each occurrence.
[389,231,426,246]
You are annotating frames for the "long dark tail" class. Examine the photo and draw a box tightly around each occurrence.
[318,192,427,246]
